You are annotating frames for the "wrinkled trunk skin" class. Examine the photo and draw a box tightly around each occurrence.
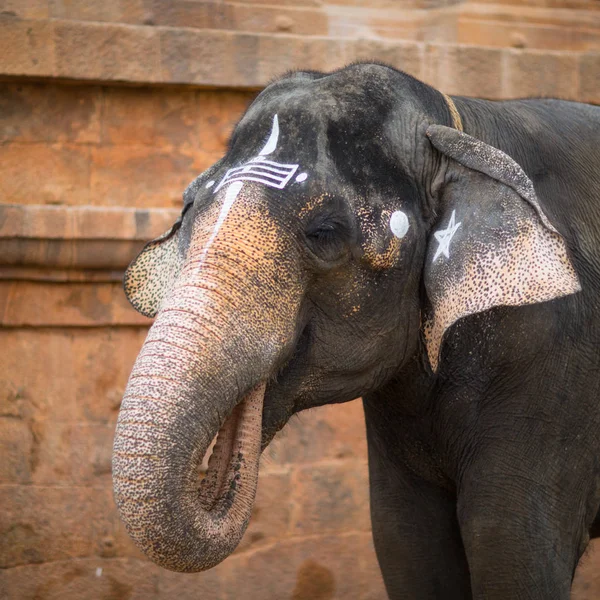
[113,192,302,572]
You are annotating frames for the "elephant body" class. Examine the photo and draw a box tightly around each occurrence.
[365,95,600,599]
[113,64,600,599]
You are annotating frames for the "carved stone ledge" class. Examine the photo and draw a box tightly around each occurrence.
[0,204,178,271]
[0,204,177,326]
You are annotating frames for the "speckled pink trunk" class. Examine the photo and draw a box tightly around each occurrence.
[112,264,267,572]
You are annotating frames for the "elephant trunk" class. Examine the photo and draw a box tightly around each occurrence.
[113,193,302,572]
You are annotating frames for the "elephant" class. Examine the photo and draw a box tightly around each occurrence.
[112,63,600,599]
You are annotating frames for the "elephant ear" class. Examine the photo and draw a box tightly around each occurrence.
[123,213,186,318]
[423,124,581,371]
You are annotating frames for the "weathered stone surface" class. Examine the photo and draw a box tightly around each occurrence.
[157,562,224,600]
[264,400,367,465]
[235,470,293,553]
[0,557,159,600]
[0,418,34,483]
[0,16,55,77]
[49,0,150,24]
[504,48,580,99]
[54,20,161,82]
[27,422,114,486]
[456,3,600,51]
[0,281,151,326]
[0,82,101,144]
[0,486,96,567]
[101,87,202,149]
[1,204,179,240]
[224,533,387,600]
[197,90,255,154]
[424,43,504,98]
[580,52,600,104]
[0,328,147,423]
[90,145,203,208]
[0,0,49,19]
[150,0,328,36]
[101,87,252,152]
[0,143,91,206]
[290,461,371,535]
[0,238,146,269]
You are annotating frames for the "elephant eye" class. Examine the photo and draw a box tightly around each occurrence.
[304,214,353,265]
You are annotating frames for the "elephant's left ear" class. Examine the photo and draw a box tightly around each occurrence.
[423,125,581,371]
[123,213,186,318]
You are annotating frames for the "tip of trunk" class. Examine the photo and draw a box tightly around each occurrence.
[113,378,266,572]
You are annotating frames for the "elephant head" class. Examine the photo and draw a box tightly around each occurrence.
[112,65,580,572]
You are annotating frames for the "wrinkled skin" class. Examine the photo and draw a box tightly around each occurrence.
[113,64,600,599]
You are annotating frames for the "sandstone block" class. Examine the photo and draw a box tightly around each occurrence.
[224,533,386,600]
[504,48,580,99]
[256,34,314,83]
[49,0,150,24]
[197,90,255,155]
[157,560,224,600]
[90,145,203,208]
[90,487,147,560]
[235,470,293,553]
[0,486,96,567]
[101,87,202,149]
[0,142,91,206]
[424,44,504,99]
[0,16,55,77]
[54,20,160,83]
[263,400,367,466]
[160,28,242,87]
[217,0,322,7]
[0,557,159,600]
[290,461,371,535]
[580,52,600,104]
[0,328,146,423]
[0,82,101,144]
[29,421,114,486]
[0,204,179,241]
[0,281,151,327]
[0,0,48,19]
[149,0,328,36]
[0,418,34,483]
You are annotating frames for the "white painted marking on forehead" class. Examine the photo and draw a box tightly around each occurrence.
[258,114,279,156]
[205,180,215,188]
[198,181,245,266]
[390,211,409,239]
[213,113,300,193]
[295,172,308,183]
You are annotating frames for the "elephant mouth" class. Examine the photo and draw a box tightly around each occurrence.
[197,382,266,514]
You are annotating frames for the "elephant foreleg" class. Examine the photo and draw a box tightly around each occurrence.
[367,441,471,600]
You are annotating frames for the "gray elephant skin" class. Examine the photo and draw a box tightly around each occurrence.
[112,63,600,599]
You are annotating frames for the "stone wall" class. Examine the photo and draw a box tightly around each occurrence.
[1,2,599,599]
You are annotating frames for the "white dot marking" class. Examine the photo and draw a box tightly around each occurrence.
[390,211,410,239]
[205,180,215,188]
[295,172,308,183]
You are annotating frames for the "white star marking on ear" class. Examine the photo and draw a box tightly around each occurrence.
[433,210,461,261]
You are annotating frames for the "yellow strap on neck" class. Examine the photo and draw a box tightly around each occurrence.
[441,93,463,132]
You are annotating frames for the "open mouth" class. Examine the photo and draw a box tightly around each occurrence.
[197,382,266,514]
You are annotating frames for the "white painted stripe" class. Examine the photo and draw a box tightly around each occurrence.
[258,114,279,156]
[199,181,244,265]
